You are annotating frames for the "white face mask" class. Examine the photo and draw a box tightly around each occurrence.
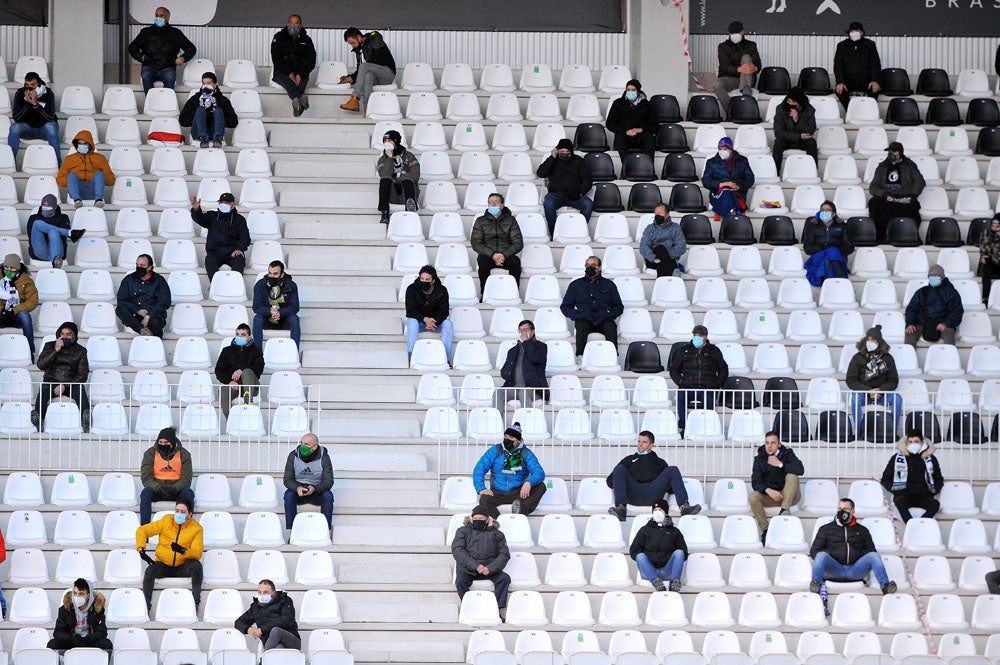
[906,443,923,455]
[72,595,87,608]
[652,510,666,524]
[382,142,394,152]
[717,149,731,161]
[849,31,862,41]
[217,203,232,214]
[258,594,272,604]
[865,340,879,352]
[730,33,743,43]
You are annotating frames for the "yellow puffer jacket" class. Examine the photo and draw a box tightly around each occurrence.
[136,513,204,566]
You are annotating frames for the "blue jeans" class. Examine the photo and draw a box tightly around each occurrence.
[636,551,686,585]
[283,488,334,529]
[676,388,716,432]
[253,313,301,349]
[193,106,225,141]
[67,171,105,202]
[849,391,902,431]
[30,220,69,261]
[0,310,35,356]
[140,65,177,93]
[543,193,595,236]
[272,70,309,99]
[811,551,889,587]
[139,486,195,525]
[8,122,61,165]
[611,463,689,507]
[405,317,454,362]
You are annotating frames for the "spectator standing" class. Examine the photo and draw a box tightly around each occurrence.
[191,193,251,279]
[668,325,729,435]
[713,21,762,110]
[339,28,396,116]
[749,431,805,544]
[128,6,196,93]
[771,88,817,172]
[138,427,194,525]
[28,194,84,269]
[56,130,115,208]
[904,265,963,346]
[179,72,238,149]
[560,256,624,357]
[880,429,944,522]
[282,433,334,530]
[471,193,523,297]
[629,501,689,592]
[214,324,265,418]
[8,72,61,164]
[833,21,882,109]
[46,578,111,652]
[639,203,686,277]
[234,580,300,651]
[252,260,301,350]
[868,142,925,244]
[607,431,701,522]
[404,266,453,364]
[116,253,171,337]
[376,129,420,224]
[979,213,1000,305]
[33,322,90,432]
[605,79,658,162]
[0,253,38,361]
[473,423,546,517]
[136,496,204,611]
[537,139,594,239]
[271,14,316,117]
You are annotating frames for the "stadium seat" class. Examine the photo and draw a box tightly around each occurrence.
[886,97,922,126]
[687,95,723,123]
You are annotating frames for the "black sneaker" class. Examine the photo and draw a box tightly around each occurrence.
[779,508,790,516]
[70,229,86,242]
[652,578,666,592]
[405,197,418,212]
[510,499,522,514]
[881,581,897,595]
[301,94,310,110]
[212,140,222,149]
[52,255,63,269]
[292,97,303,117]
[760,528,768,547]
[809,580,821,594]
[608,504,626,521]
[199,140,209,149]
[498,607,507,623]
[379,211,391,224]
[680,503,701,516]
[669,579,682,592]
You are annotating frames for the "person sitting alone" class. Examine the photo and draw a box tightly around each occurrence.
[46,578,111,652]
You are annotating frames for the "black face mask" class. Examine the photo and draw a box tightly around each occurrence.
[266,276,283,288]
[654,215,668,226]
[134,267,148,278]
[502,439,518,452]
[584,265,598,278]
[836,509,852,524]
[557,152,572,161]
[420,282,433,294]
[472,519,488,530]
[157,444,173,455]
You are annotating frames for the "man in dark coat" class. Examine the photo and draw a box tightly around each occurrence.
[179,72,239,148]
[282,433,334,529]
[749,431,805,543]
[771,87,817,172]
[271,14,317,116]
[116,253,171,337]
[846,325,902,432]
[404,265,453,364]
[494,320,548,416]
[668,325,729,434]
[629,500,689,592]
[235,580,300,651]
[339,28,396,115]
[252,260,301,349]
[880,430,944,522]
[702,137,754,220]
[607,431,701,522]
[560,256,624,357]
[127,6,197,92]
[713,20,762,114]
[904,265,964,346]
[33,321,90,431]
[8,72,61,164]
[191,192,251,278]
[605,78,659,162]
[537,138,594,238]
[471,193,523,297]
[452,505,511,620]
[215,324,266,418]
[810,498,897,594]
[47,578,111,651]
[868,142,925,244]
[833,21,882,109]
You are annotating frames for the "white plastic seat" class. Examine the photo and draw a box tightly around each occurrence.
[782,155,820,184]
[10,587,53,624]
[683,552,725,589]
[935,126,973,156]
[751,343,793,374]
[263,338,300,370]
[947,518,990,554]
[445,92,483,121]
[718,515,761,551]
[536,514,580,550]
[231,119,268,148]
[234,148,271,178]
[727,552,771,590]
[748,184,789,214]
[229,88,262,118]
[221,59,258,88]
[784,309,825,342]
[782,592,828,628]
[4,471,44,506]
[879,594,922,630]
[691,592,735,629]
[738,592,782,629]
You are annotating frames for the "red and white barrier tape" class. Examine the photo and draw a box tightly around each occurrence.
[668,0,707,92]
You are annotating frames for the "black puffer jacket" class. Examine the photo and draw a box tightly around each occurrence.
[214,338,265,384]
[606,92,659,151]
[904,279,964,329]
[37,324,89,385]
[128,24,197,71]
[751,444,805,493]
[452,516,510,575]
[271,27,317,77]
[607,450,668,486]
[668,342,728,389]
[772,99,817,143]
[536,154,593,199]
[404,278,450,323]
[349,31,396,80]
[27,202,71,260]
[810,518,876,566]
[234,591,299,641]
[191,207,251,255]
[802,217,853,256]
[630,519,688,568]
[179,89,238,129]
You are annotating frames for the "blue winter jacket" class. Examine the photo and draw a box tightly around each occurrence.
[701,152,755,198]
[560,275,624,325]
[905,279,964,329]
[473,443,545,493]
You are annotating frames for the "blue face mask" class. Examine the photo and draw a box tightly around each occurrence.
[692,336,705,348]
[487,206,501,217]
[625,90,638,101]
[234,336,248,346]
[77,144,90,155]
[174,512,187,524]
[154,17,166,27]
[928,276,942,287]
[636,448,650,455]
[818,210,833,222]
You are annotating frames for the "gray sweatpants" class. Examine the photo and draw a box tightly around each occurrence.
[354,62,396,113]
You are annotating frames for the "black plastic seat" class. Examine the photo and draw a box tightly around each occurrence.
[761,377,800,411]
[966,98,1000,127]
[592,182,624,212]
[679,214,714,244]
[880,68,913,96]
[584,151,616,182]
[668,183,705,213]
[650,94,682,124]
[574,123,609,152]
[718,214,756,245]
[967,217,992,246]
[949,411,984,445]
[661,152,698,182]
[666,341,688,369]
[924,217,963,248]
[887,217,921,247]
[620,153,657,182]
[885,98,922,126]
[861,410,896,444]
[685,94,722,124]
[847,216,879,247]
[656,124,690,153]
[623,340,663,373]
[627,182,662,212]
[904,411,943,444]
[721,376,758,409]
[818,410,855,444]
[727,96,762,124]
[916,68,952,96]
[772,409,810,444]
[757,67,791,95]
[975,127,1000,156]
[797,67,832,95]
[925,98,962,127]
[760,215,797,245]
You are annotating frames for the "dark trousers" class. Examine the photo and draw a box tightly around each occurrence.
[894,495,940,522]
[645,245,678,278]
[868,197,921,244]
[981,260,1000,304]
[903,323,956,347]
[263,627,301,652]
[116,305,166,337]
[47,636,113,651]
[456,570,511,609]
[615,131,656,164]
[477,254,522,296]
[271,71,310,100]
[205,250,246,279]
[34,382,90,423]
[836,85,879,110]
[574,319,618,357]
[772,137,818,172]
[140,487,195,525]
[676,388,716,432]
[476,485,547,518]
[143,559,203,608]
[987,570,1000,594]
[378,178,416,212]
[610,464,690,507]
[283,488,334,529]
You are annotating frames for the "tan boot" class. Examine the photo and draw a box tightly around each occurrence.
[340,95,360,112]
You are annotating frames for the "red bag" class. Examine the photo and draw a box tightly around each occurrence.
[147,131,184,144]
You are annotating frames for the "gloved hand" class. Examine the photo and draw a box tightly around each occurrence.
[159,485,177,499]
[138,550,154,565]
[170,541,187,555]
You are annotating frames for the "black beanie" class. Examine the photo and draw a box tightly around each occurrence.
[865,325,884,344]
[157,426,180,446]
[504,422,523,441]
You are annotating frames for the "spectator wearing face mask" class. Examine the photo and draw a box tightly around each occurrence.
[47,578,111,651]
[452,504,511,621]
[803,200,852,285]
[135,495,203,612]
[282,433,334,530]
[8,72,61,164]
[702,137,754,220]
[809,497,897,596]
[979,213,1000,305]
[833,21,882,110]
[190,192,251,278]
[27,193,84,269]
[472,423,546,518]
[868,141,925,244]
[605,78,658,162]
[56,130,115,209]
[471,193,523,298]
[252,260,301,349]
[116,253,171,337]
[639,203,686,277]
[771,87,817,172]
[713,21,762,110]
[235,579,300,651]
[127,6,196,93]
[904,265,963,347]
[846,325,902,432]
[404,265,452,364]
[271,14,316,117]
[537,138,594,239]
[668,325,729,436]
[179,72,238,148]
[34,322,90,432]
[0,253,38,361]
[608,431,701,523]
[215,324,265,418]
[629,500,689,592]
[560,256,624,357]
[880,429,943,523]
[376,129,420,224]
[138,427,194,525]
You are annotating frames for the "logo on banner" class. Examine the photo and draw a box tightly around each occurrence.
[766,0,842,13]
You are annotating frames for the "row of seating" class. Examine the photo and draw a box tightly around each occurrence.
[26,269,251,304]
[754,66,998,100]
[0,115,269,149]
